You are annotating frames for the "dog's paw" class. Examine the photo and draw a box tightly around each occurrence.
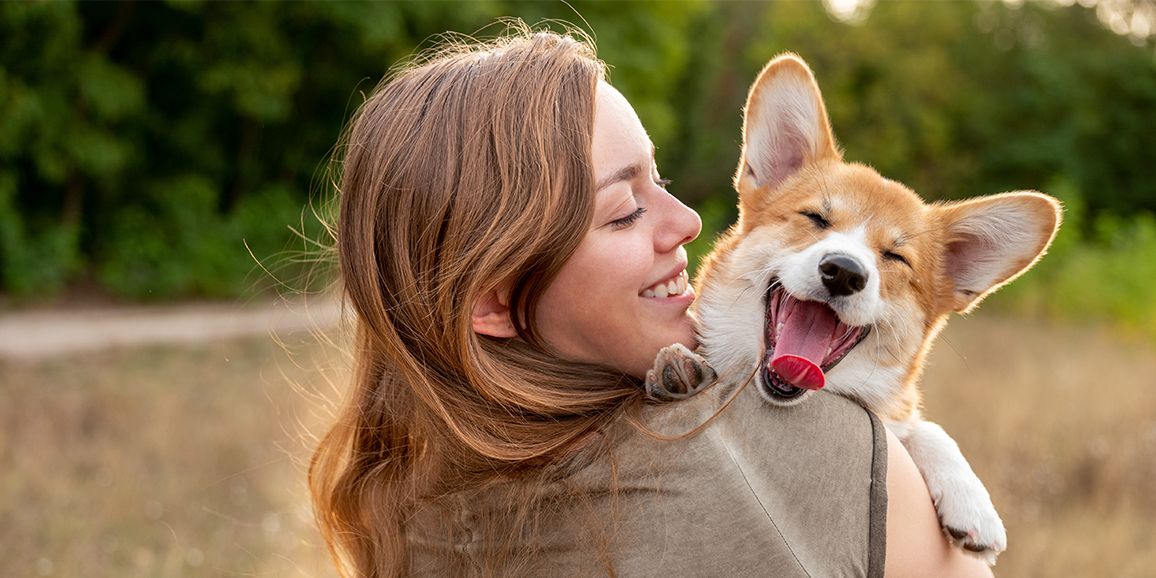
[943,523,1004,566]
[644,344,717,402]
[928,474,1007,565]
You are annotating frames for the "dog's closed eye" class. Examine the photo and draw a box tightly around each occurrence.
[882,250,910,267]
[800,211,830,230]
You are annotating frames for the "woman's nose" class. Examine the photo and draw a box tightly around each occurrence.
[656,192,702,252]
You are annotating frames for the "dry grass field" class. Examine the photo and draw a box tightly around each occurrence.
[2,312,1153,577]
[920,315,1156,578]
[0,332,342,578]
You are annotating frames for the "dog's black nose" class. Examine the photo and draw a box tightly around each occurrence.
[819,254,868,296]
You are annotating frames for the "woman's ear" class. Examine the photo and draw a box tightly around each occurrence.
[472,286,517,338]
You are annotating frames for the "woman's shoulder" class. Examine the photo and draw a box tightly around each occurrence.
[560,385,888,576]
[625,380,884,478]
[407,387,887,577]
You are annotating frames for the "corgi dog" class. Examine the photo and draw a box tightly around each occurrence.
[646,54,1061,564]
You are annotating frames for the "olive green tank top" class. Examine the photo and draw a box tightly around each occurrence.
[407,382,888,577]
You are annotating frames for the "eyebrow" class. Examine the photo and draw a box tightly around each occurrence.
[595,164,641,193]
[595,143,657,192]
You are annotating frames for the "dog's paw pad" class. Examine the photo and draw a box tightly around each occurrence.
[661,363,690,395]
[645,344,716,402]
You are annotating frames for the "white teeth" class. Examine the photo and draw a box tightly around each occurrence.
[642,270,689,299]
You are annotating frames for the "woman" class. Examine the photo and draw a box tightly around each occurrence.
[310,28,991,577]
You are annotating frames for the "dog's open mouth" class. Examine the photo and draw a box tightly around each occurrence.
[761,283,871,400]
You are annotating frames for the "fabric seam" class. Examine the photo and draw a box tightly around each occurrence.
[720,438,813,578]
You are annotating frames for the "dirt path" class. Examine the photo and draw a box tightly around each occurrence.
[0,297,343,361]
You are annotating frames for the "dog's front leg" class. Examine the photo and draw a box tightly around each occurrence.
[889,419,1007,565]
[644,344,717,402]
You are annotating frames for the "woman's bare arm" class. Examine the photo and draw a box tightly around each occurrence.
[883,428,993,578]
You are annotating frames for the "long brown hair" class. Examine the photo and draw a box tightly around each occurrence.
[309,27,644,577]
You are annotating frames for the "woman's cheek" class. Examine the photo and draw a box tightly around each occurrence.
[606,236,648,291]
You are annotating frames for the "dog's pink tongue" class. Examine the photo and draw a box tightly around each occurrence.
[770,300,838,390]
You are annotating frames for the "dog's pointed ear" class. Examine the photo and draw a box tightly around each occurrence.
[935,191,1062,313]
[736,54,840,196]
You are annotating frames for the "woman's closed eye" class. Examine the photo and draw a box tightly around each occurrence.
[606,177,667,229]
[611,207,647,229]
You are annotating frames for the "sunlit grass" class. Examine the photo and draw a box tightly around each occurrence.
[2,314,1152,576]
[0,335,341,578]
[921,314,1156,576]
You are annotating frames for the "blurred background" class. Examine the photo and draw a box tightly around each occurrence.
[1,1,1153,576]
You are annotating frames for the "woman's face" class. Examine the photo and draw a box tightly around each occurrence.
[535,82,703,378]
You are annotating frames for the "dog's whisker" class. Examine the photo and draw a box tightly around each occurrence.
[881,317,904,360]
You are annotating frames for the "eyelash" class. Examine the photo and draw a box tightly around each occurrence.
[882,250,910,267]
[611,207,647,229]
[801,211,830,229]
[608,178,668,229]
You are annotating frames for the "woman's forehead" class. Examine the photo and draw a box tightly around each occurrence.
[593,82,653,174]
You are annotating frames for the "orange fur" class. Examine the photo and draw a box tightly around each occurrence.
[694,54,1061,421]
[684,52,1062,563]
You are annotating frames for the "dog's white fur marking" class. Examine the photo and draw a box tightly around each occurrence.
[777,226,883,327]
[696,229,784,383]
[824,356,906,414]
[822,286,926,416]
[897,419,1007,565]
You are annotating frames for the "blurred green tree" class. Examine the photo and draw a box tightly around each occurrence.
[0,0,704,300]
[0,0,1152,316]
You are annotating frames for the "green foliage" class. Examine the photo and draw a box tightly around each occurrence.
[0,174,80,295]
[0,0,1152,338]
[0,1,426,298]
[95,176,320,299]
[994,179,1156,339]
[665,1,1155,336]
[684,195,736,279]
[729,1,1156,216]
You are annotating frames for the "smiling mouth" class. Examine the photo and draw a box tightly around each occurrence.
[642,270,689,298]
[760,282,871,400]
